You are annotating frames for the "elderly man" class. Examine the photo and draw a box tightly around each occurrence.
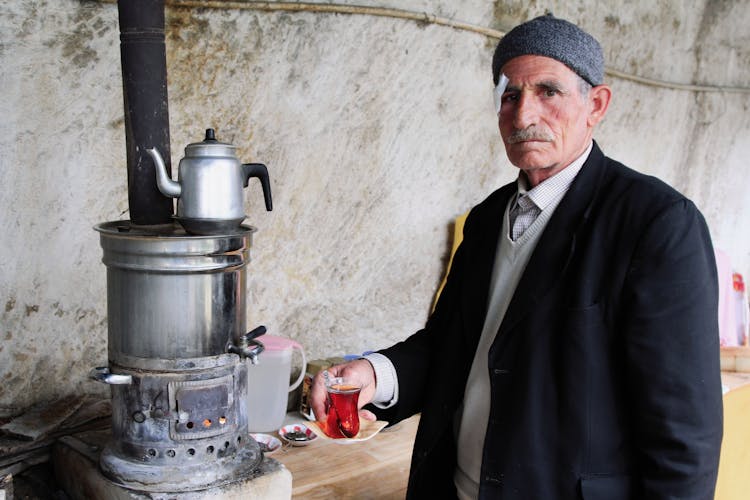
[311,14,722,499]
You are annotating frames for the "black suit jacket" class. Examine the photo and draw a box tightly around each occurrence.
[374,142,723,499]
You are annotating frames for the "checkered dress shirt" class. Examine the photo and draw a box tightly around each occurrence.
[508,143,592,241]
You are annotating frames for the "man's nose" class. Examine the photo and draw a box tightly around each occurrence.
[513,93,538,129]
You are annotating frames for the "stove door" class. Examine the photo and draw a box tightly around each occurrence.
[169,375,238,440]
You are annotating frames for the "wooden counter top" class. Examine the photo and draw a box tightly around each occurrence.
[273,414,419,499]
[274,373,748,499]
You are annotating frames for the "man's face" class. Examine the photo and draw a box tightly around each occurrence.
[498,55,600,184]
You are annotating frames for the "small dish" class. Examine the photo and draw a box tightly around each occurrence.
[250,433,282,454]
[278,423,318,446]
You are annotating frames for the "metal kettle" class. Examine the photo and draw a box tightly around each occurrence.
[147,128,272,234]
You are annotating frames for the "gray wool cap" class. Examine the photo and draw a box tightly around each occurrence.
[492,14,604,86]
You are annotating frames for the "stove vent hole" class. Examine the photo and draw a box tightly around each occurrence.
[203,419,212,428]
[207,445,215,454]
[166,449,176,458]
[223,441,230,449]
[147,449,157,457]
[219,416,227,425]
[186,421,194,429]
[237,435,242,444]
[187,448,196,456]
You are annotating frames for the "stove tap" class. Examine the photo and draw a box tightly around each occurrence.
[227,325,266,364]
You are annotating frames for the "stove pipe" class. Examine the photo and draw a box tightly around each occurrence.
[118,0,174,225]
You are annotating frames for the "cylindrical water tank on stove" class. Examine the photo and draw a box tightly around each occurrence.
[95,221,255,362]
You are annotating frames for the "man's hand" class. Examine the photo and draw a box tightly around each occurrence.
[310,358,378,423]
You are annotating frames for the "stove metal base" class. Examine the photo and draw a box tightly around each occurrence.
[53,430,292,500]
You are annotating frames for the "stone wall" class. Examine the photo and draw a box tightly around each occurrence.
[1,0,748,413]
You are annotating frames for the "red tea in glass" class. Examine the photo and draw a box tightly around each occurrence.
[323,383,361,438]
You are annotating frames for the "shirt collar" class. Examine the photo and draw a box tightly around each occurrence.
[515,141,593,211]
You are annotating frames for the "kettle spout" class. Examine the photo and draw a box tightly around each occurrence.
[146,147,181,198]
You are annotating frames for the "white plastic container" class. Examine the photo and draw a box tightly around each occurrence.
[247,335,307,432]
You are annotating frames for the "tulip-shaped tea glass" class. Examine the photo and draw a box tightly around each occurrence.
[322,373,361,438]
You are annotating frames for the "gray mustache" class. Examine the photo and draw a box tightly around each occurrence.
[507,127,554,144]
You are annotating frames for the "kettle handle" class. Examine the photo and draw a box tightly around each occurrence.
[242,163,273,211]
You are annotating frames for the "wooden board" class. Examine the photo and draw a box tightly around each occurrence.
[0,396,85,441]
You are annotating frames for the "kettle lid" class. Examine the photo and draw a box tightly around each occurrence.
[184,128,236,158]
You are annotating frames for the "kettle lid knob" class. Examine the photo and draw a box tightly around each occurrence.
[204,128,217,142]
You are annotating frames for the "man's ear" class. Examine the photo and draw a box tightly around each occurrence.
[588,84,612,127]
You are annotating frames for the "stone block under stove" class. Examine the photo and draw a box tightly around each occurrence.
[53,429,292,499]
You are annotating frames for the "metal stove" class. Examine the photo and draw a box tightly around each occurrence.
[90,222,267,492]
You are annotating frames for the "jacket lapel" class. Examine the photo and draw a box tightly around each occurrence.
[497,142,608,337]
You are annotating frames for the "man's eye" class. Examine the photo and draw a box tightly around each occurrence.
[544,89,558,97]
[503,94,519,102]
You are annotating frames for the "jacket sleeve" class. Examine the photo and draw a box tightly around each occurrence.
[621,198,723,498]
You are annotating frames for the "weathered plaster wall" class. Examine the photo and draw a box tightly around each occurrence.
[1,0,748,413]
